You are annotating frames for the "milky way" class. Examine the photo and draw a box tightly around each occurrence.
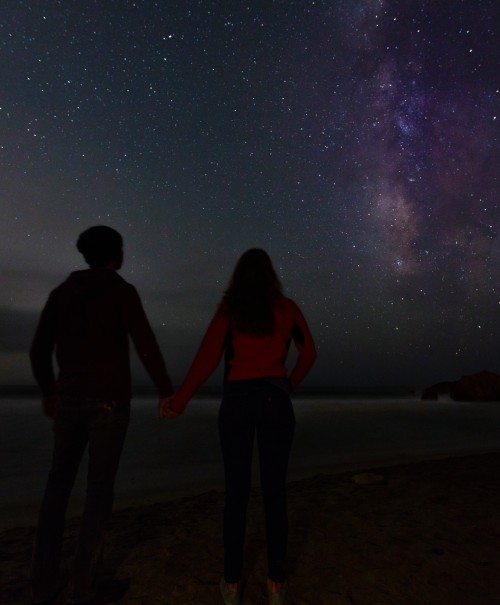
[0,1,498,388]
[359,3,498,283]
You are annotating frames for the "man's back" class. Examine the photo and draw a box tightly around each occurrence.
[30,268,171,400]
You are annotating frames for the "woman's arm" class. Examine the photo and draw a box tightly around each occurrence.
[288,302,317,392]
[169,307,230,413]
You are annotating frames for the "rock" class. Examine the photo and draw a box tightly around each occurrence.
[421,382,454,400]
[421,371,500,402]
[450,370,500,401]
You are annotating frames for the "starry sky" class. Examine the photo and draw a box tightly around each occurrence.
[1,1,499,390]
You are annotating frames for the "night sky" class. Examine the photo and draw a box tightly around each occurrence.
[1,1,498,390]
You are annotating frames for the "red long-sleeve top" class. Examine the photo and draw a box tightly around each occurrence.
[170,295,316,413]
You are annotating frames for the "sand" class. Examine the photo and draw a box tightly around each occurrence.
[1,453,499,605]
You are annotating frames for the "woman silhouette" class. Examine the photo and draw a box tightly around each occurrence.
[167,249,316,604]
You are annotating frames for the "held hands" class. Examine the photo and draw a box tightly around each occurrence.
[158,395,181,420]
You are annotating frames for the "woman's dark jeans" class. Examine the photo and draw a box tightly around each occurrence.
[218,380,295,584]
[31,398,130,603]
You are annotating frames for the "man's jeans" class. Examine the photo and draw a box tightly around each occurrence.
[31,398,130,603]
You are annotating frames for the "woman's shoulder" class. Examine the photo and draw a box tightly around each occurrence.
[212,302,232,325]
[217,301,230,316]
[275,295,300,313]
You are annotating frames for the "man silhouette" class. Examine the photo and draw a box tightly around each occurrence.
[30,225,173,604]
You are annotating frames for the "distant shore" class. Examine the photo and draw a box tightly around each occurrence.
[1,453,499,605]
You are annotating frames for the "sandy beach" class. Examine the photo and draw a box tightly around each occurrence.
[1,452,499,605]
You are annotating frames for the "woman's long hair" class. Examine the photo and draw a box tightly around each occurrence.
[221,249,282,335]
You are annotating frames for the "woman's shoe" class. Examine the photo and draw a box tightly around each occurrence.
[267,579,288,605]
[219,578,241,605]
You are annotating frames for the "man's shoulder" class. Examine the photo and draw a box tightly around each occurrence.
[106,273,141,302]
[51,270,138,298]
[110,271,135,288]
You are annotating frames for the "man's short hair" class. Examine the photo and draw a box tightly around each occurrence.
[77,226,123,268]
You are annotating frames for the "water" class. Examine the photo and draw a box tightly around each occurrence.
[2,394,500,529]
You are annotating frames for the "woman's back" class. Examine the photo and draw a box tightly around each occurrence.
[223,296,310,383]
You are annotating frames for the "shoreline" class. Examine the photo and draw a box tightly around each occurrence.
[2,449,497,534]
[2,452,500,604]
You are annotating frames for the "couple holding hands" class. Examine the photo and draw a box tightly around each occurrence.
[30,226,316,605]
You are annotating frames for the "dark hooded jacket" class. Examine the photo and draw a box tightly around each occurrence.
[30,269,173,400]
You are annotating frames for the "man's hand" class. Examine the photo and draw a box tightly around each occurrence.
[158,396,172,418]
[42,395,58,419]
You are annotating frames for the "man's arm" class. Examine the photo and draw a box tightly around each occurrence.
[124,286,174,398]
[30,293,57,398]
